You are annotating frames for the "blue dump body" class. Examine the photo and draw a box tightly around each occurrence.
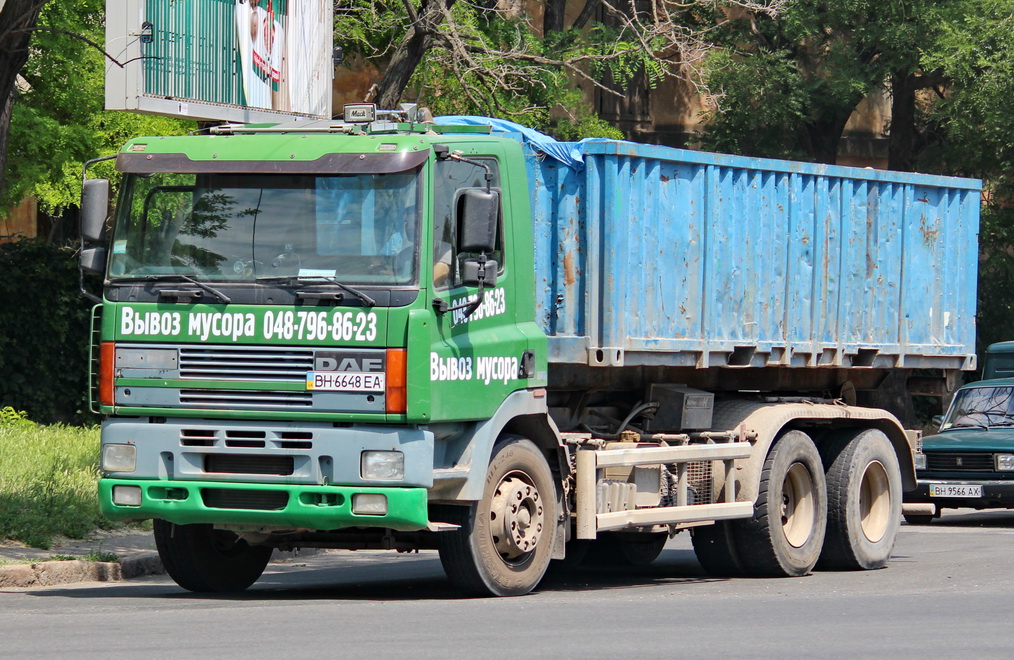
[521,139,980,371]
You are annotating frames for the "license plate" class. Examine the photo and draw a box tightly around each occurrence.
[928,484,983,498]
[306,372,385,392]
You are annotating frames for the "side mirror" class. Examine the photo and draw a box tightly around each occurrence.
[458,189,499,253]
[462,258,498,287]
[80,247,107,275]
[931,415,944,430]
[81,179,110,243]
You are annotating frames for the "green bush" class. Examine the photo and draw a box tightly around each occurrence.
[0,238,95,424]
[0,423,114,548]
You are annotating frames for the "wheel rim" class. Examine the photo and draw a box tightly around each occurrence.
[781,463,816,548]
[489,472,545,562]
[859,460,891,543]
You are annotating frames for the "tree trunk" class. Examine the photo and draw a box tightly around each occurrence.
[800,113,852,165]
[372,0,454,112]
[0,0,46,201]
[543,0,567,34]
[888,72,920,172]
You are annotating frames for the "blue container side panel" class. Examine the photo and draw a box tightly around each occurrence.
[526,139,979,370]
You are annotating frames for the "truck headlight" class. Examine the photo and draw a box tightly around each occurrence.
[914,453,927,471]
[102,444,136,472]
[361,451,404,480]
[996,454,1014,471]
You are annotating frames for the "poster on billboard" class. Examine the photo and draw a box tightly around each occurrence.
[106,0,332,122]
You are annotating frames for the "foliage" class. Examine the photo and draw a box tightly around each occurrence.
[921,1,1014,185]
[0,407,36,427]
[976,205,1014,359]
[0,423,111,548]
[698,0,952,163]
[0,238,94,424]
[2,0,193,217]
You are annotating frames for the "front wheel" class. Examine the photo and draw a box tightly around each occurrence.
[817,429,901,570]
[153,520,272,592]
[582,532,669,567]
[437,436,558,597]
[735,430,827,577]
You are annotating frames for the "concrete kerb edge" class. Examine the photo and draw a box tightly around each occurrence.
[0,546,323,589]
[0,552,164,589]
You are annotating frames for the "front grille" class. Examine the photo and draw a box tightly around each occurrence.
[925,452,994,473]
[205,454,294,476]
[179,346,314,382]
[179,389,313,409]
[178,428,314,450]
[201,488,288,510]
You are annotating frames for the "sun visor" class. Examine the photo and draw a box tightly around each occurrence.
[116,149,430,175]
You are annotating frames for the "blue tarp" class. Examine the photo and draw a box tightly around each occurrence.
[434,116,586,171]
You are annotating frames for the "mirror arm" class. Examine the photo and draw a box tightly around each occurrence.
[435,254,491,322]
[440,148,493,193]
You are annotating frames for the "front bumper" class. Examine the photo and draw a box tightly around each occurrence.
[905,478,1014,510]
[99,478,430,531]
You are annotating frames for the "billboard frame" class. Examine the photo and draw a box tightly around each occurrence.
[106,0,333,123]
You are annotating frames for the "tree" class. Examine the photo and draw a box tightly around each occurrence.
[920,0,1014,357]
[1,0,191,227]
[0,0,47,203]
[698,0,956,165]
[338,0,785,135]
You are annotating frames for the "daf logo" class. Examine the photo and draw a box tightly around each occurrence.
[314,354,384,372]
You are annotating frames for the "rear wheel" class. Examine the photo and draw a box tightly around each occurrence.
[437,436,558,596]
[735,430,827,577]
[691,521,744,577]
[153,520,271,592]
[818,429,901,570]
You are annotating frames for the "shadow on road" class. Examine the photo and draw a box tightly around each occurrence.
[905,508,1014,529]
[18,547,730,601]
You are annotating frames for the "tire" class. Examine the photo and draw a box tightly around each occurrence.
[546,539,592,574]
[583,532,669,567]
[903,513,935,525]
[691,521,744,577]
[437,436,558,597]
[153,520,272,592]
[735,430,827,577]
[613,532,669,566]
[817,429,902,571]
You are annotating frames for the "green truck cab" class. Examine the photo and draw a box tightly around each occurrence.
[904,344,1014,523]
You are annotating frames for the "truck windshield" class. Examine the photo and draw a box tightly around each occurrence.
[941,386,1014,430]
[108,171,421,286]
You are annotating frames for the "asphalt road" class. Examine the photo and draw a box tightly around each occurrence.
[2,509,1013,659]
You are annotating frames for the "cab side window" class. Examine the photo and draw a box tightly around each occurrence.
[432,158,502,288]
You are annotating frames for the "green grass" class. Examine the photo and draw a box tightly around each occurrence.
[0,423,119,549]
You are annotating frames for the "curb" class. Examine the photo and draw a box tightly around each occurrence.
[0,553,164,589]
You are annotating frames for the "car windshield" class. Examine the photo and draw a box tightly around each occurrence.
[940,386,1014,430]
[108,171,421,286]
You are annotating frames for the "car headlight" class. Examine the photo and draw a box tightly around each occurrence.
[914,452,927,471]
[995,454,1014,471]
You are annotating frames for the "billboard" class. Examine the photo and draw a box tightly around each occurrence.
[106,0,332,122]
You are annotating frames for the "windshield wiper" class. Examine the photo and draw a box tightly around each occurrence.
[257,275,376,307]
[947,422,989,430]
[112,274,232,304]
